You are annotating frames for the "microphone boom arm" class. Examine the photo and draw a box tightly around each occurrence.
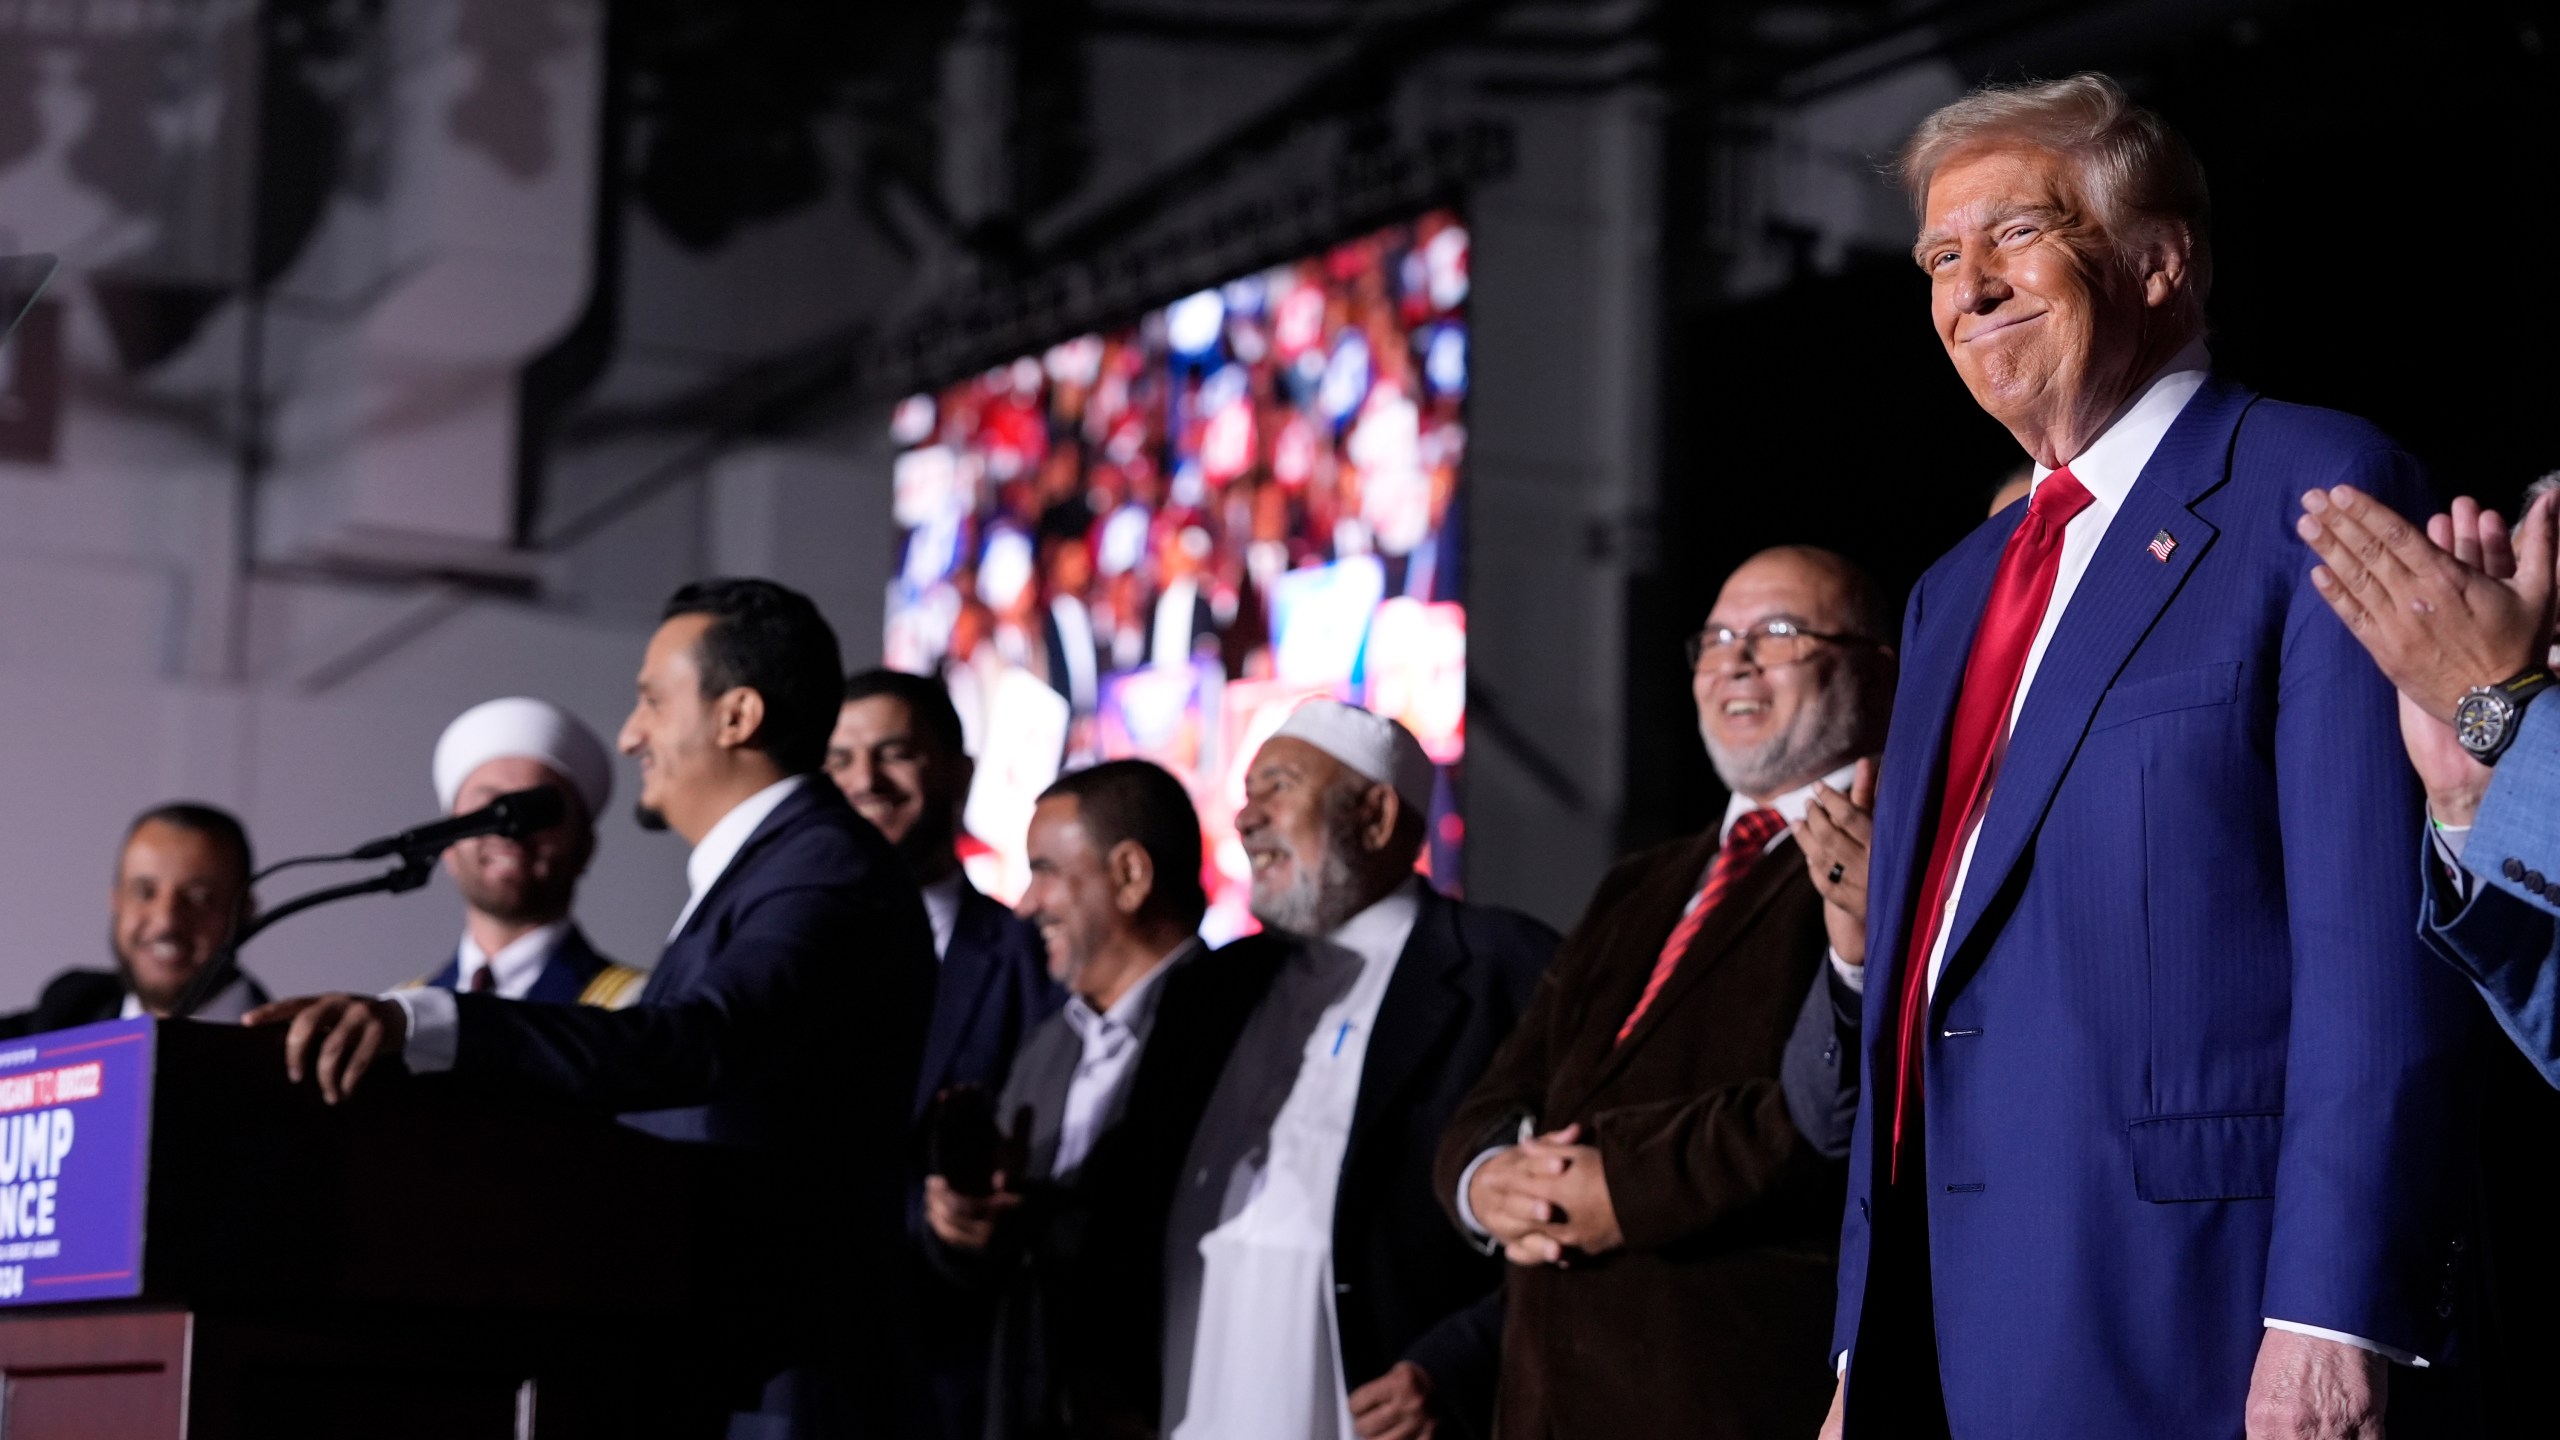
[231,852,439,949]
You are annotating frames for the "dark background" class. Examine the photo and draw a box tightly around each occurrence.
[1633,1,2560,845]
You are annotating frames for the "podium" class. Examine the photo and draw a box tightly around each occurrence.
[0,1017,712,1439]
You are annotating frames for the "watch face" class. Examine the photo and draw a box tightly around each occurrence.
[2457,690,2515,757]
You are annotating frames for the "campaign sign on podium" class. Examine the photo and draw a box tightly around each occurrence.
[0,1018,152,1305]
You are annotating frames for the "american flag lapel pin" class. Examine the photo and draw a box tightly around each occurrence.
[2147,529,2178,562]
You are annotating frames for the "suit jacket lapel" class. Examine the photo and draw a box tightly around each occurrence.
[655,782,831,997]
[1930,380,2252,1008]
[1546,832,1707,1116]
[1346,890,1468,1159]
[918,884,1008,1105]
[1016,1026,1082,1181]
[1861,512,2017,1033]
[1588,837,1802,1085]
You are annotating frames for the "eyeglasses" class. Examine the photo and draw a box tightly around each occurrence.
[1685,618,1873,672]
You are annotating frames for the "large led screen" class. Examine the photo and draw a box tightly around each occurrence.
[886,210,1469,940]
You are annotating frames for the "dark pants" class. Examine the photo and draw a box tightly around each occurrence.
[1847,1135,1954,1440]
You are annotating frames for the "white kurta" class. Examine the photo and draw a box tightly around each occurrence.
[1166,879,1423,1440]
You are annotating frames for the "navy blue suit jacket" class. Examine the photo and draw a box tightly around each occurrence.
[1835,379,2477,1438]
[446,778,937,1341]
[913,880,1063,1117]
[423,924,621,1005]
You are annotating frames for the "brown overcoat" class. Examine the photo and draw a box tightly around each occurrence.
[1434,829,1846,1440]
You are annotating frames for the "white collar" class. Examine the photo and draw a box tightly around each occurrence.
[921,870,968,959]
[1063,935,1198,1042]
[1325,875,1427,972]
[674,774,808,937]
[1724,761,1864,845]
[2029,339,2212,510]
[459,919,571,995]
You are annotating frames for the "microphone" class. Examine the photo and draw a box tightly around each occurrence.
[349,786,568,862]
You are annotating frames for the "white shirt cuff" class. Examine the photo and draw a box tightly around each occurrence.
[1834,1350,1849,1378]
[385,985,459,1074]
[2263,1318,2429,1369]
[1454,1146,1504,1237]
[2426,818,2476,901]
[1828,947,1866,994]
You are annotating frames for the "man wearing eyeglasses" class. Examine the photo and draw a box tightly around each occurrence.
[1433,545,1892,1439]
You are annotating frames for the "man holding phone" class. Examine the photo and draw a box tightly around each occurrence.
[923,759,1253,1439]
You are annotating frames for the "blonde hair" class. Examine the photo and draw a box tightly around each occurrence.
[1899,73,2213,307]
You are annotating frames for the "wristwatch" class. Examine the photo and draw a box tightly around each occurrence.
[2453,667,2558,766]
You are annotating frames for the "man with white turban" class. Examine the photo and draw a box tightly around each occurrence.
[409,697,643,1008]
[1160,699,1557,1440]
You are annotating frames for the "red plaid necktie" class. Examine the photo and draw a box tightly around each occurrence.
[1617,807,1788,1043]
[1887,467,2093,1179]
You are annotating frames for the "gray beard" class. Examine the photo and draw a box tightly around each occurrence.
[1702,692,1862,801]
[1250,842,1366,935]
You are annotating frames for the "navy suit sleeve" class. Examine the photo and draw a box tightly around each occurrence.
[453,874,927,1118]
[2262,446,2478,1354]
[1780,963,1860,1161]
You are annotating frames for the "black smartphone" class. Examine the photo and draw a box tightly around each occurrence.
[928,1082,1000,1196]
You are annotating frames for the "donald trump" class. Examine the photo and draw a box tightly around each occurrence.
[1822,74,2475,1440]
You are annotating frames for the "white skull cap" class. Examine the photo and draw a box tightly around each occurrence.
[433,697,614,818]
[1269,698,1435,817]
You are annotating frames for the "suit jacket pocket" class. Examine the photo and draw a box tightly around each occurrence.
[2128,1111,2281,1202]
[2092,661,2243,731]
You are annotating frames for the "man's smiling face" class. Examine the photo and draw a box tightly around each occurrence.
[1693,551,1870,801]
[1917,143,2151,444]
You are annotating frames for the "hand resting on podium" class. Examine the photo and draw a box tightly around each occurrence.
[243,993,408,1104]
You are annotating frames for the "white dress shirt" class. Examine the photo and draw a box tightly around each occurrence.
[455,920,571,999]
[1917,342,2209,1001]
[390,774,809,1075]
[1873,343,2418,1370]
[922,871,967,961]
[1054,938,1194,1177]
[1452,767,1862,1235]
[1169,879,1424,1440]
[671,774,808,939]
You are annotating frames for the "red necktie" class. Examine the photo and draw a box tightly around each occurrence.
[1888,468,2094,1180]
[1617,807,1787,1043]
[468,963,496,994]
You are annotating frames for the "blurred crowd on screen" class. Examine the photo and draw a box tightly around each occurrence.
[883,213,1474,936]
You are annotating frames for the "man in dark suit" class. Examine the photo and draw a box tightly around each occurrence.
[408,696,644,1008]
[254,578,938,1440]
[923,759,1244,1439]
[1824,75,2476,1440]
[1040,537,1105,715]
[1431,547,1888,1440]
[1159,700,1556,1440]
[831,667,1062,1439]
[0,802,271,1037]
[829,669,1062,1115]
